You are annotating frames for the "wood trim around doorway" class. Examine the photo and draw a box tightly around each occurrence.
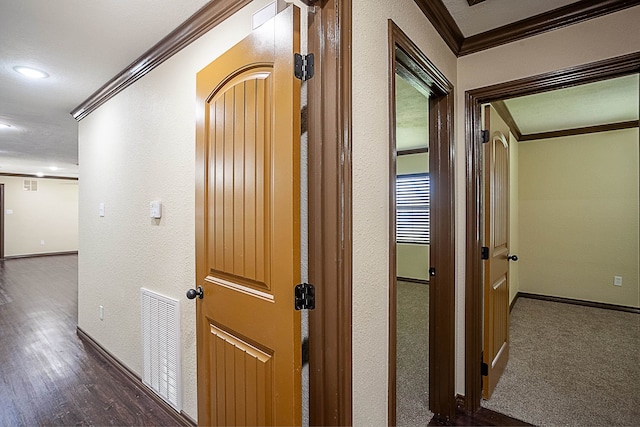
[389,20,456,423]
[307,0,353,425]
[464,51,640,414]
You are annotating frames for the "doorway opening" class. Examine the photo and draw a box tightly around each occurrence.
[388,21,456,424]
[465,53,640,421]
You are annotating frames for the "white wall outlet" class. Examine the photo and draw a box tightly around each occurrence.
[99,305,104,320]
[99,202,105,217]
[613,276,622,286]
[5,209,13,215]
[40,240,45,245]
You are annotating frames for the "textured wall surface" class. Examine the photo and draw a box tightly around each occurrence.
[518,129,639,307]
[77,1,272,420]
[1,176,78,256]
[352,0,456,424]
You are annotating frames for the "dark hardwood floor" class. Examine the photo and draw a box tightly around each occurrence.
[429,408,532,426]
[0,255,181,426]
[0,254,535,427]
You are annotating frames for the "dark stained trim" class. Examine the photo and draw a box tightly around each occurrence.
[388,23,399,425]
[77,327,196,427]
[4,251,79,260]
[413,0,640,57]
[389,20,456,423]
[70,0,253,121]
[467,0,486,5]
[429,406,532,426]
[412,0,464,55]
[490,104,638,142]
[455,394,466,411]
[468,52,640,102]
[491,101,522,141]
[519,119,639,141]
[398,147,429,155]
[465,52,640,414]
[510,293,520,313]
[0,173,78,181]
[463,88,484,415]
[518,292,640,314]
[460,0,640,56]
[308,0,353,425]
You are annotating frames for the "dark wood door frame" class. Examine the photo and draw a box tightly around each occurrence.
[464,51,640,413]
[388,21,456,423]
[307,0,353,425]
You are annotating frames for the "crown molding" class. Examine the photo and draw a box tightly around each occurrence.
[70,0,252,121]
[491,100,522,140]
[0,173,78,181]
[413,0,464,54]
[518,119,638,141]
[415,0,640,57]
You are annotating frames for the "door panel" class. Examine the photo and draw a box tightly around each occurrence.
[482,105,510,399]
[195,6,301,426]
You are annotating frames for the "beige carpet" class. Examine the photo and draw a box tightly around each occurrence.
[397,281,433,426]
[481,297,640,426]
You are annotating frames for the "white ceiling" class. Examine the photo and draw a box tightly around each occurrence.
[1,1,637,178]
[0,0,208,178]
[396,75,429,151]
[504,74,639,135]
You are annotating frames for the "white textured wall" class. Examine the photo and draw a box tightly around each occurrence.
[455,4,640,394]
[518,129,639,307]
[352,0,456,424]
[77,0,273,420]
[1,176,78,256]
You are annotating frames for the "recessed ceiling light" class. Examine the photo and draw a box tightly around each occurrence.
[0,123,12,129]
[13,66,49,79]
[35,172,45,177]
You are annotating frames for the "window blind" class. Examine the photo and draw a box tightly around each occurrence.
[396,173,430,244]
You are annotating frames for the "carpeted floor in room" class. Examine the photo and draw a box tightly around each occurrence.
[397,280,433,426]
[481,297,640,426]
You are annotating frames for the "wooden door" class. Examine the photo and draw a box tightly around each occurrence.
[195,6,301,426]
[482,105,510,399]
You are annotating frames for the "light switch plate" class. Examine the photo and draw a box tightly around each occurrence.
[150,201,162,219]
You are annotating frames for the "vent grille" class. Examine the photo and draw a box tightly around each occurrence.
[23,180,38,191]
[140,288,181,410]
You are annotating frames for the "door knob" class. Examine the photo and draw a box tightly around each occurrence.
[186,286,204,300]
[507,254,518,262]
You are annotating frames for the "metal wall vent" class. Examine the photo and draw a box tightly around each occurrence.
[140,288,181,411]
[23,180,38,191]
